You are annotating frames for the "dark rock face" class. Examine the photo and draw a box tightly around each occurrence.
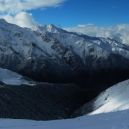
[0,83,93,120]
[76,54,129,91]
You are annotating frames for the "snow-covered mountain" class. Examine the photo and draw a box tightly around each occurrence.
[0,19,129,86]
[73,79,129,116]
[39,24,129,60]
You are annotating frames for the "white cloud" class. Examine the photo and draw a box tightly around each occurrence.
[66,24,129,44]
[2,12,37,30]
[0,0,65,30]
[0,0,64,14]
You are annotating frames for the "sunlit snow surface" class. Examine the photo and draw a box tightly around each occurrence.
[0,68,34,86]
[89,80,129,115]
[0,109,129,129]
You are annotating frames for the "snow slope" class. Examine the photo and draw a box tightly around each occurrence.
[0,68,34,86]
[74,79,129,116]
[90,79,129,115]
[0,109,129,129]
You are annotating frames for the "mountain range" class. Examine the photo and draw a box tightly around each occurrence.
[0,19,129,120]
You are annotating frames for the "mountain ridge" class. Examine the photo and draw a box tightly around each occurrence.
[0,19,129,89]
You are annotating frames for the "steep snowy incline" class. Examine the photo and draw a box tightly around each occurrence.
[0,109,129,129]
[0,68,34,86]
[73,79,129,116]
[90,80,129,115]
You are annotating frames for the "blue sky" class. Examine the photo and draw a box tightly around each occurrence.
[0,0,129,29]
[0,0,129,44]
[30,0,129,27]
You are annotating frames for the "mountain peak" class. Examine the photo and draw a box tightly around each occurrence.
[0,19,9,26]
[38,24,65,34]
[46,24,58,33]
[0,19,7,23]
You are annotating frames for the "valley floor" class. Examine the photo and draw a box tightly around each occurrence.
[0,109,129,129]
